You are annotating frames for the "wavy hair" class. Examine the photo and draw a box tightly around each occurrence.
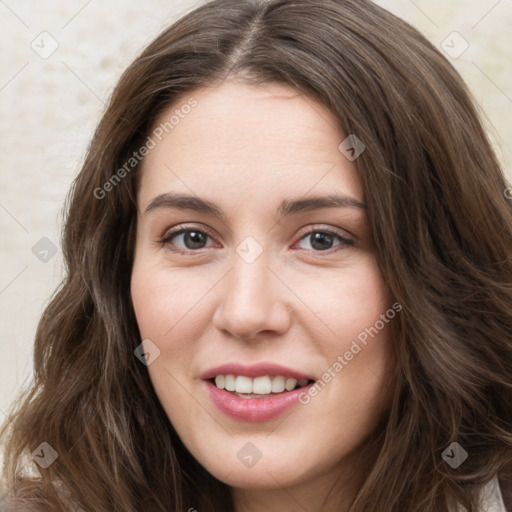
[2,0,512,510]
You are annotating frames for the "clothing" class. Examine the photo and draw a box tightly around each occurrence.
[465,475,508,512]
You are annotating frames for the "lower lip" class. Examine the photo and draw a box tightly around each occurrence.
[204,380,313,422]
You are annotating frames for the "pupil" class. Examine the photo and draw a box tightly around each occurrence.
[311,232,333,251]
[185,231,206,249]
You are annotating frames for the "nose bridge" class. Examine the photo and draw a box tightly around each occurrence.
[213,244,291,339]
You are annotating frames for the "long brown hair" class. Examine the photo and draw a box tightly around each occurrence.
[2,0,512,510]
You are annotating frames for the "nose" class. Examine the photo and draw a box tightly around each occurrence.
[212,252,292,341]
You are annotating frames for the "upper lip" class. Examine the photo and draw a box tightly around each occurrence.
[200,362,315,381]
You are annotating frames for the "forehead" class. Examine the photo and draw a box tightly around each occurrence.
[138,80,363,209]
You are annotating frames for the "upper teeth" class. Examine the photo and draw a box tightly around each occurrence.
[214,375,309,394]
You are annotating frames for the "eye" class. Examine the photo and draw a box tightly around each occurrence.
[159,225,354,254]
[160,226,216,253]
[294,228,354,252]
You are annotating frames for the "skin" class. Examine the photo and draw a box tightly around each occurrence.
[131,79,396,512]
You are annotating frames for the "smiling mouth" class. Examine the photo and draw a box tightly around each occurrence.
[210,375,314,398]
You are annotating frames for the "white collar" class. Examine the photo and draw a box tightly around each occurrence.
[479,476,507,511]
[455,475,507,511]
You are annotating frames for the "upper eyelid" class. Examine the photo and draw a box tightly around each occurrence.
[161,224,216,242]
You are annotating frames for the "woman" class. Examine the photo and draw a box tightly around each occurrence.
[1,0,511,510]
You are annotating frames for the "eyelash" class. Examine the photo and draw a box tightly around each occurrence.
[159,224,354,255]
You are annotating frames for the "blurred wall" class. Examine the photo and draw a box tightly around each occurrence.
[1,0,511,414]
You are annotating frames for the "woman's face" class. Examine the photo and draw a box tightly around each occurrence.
[131,80,396,498]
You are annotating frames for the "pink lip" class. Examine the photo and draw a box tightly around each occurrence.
[204,380,314,422]
[200,362,314,381]
[201,362,316,422]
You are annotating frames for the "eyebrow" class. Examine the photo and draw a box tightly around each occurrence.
[144,192,367,219]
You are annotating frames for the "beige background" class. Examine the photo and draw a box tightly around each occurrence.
[1,0,511,416]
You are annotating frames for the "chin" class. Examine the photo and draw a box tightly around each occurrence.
[214,461,309,490]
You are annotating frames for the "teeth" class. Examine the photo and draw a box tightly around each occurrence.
[235,376,253,393]
[225,375,236,391]
[285,378,297,391]
[253,376,272,394]
[213,375,310,394]
[271,376,285,393]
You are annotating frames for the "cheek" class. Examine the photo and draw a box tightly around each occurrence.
[131,260,210,345]
[130,263,205,411]
[130,259,226,400]
[292,255,392,352]
[292,257,396,413]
